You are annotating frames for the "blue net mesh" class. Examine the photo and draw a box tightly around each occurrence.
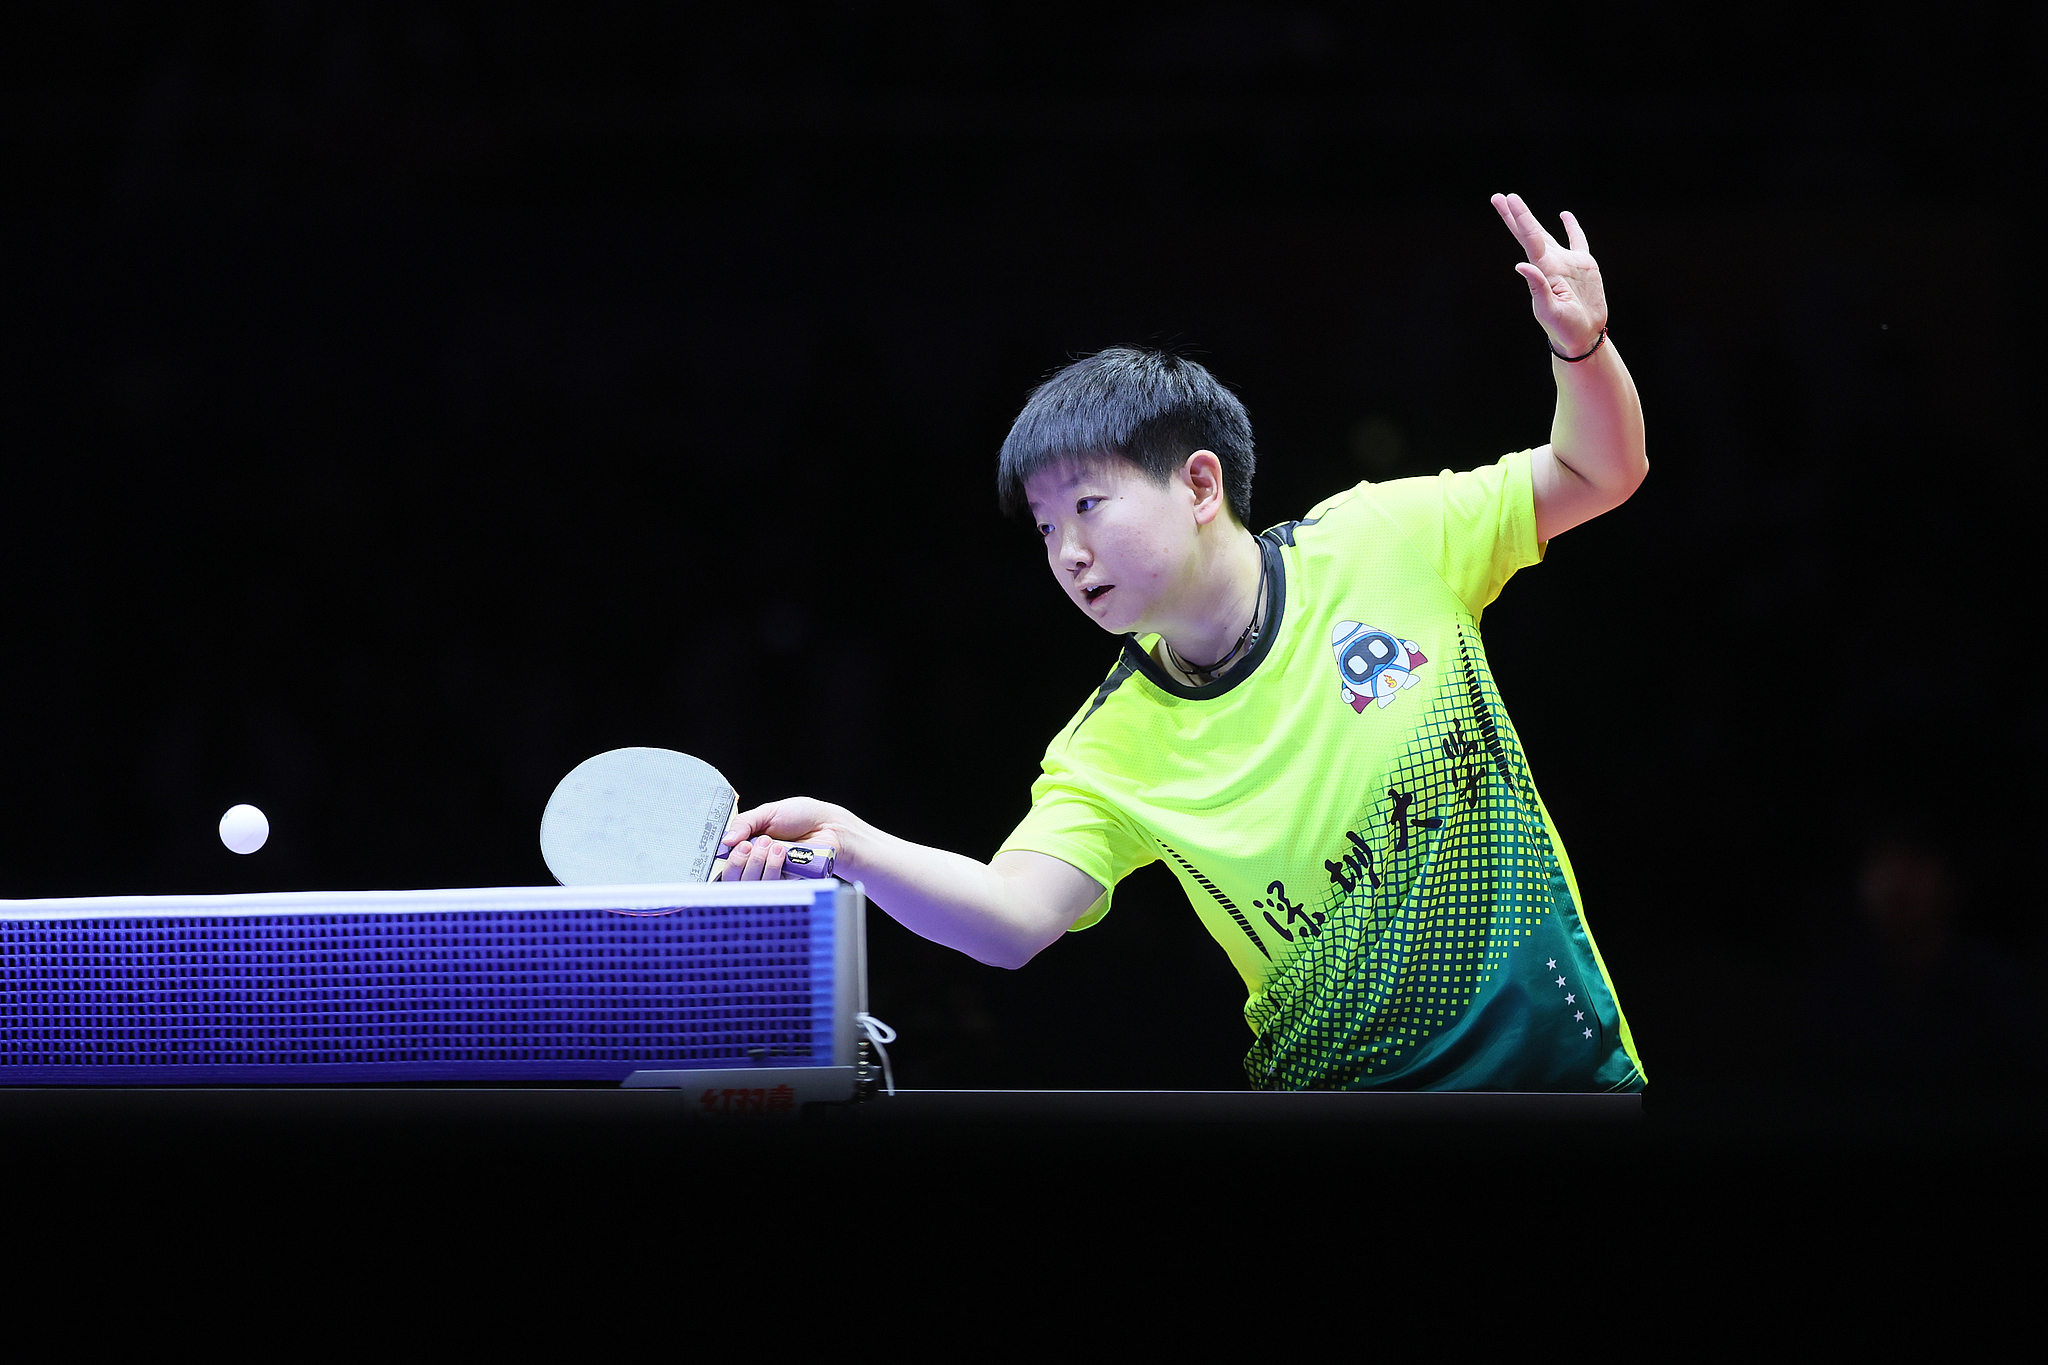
[0,890,840,1084]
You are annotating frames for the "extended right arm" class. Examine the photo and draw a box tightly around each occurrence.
[718,797,1103,970]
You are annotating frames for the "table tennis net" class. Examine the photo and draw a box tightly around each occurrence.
[0,891,844,1084]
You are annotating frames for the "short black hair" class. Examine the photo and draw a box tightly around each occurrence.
[997,347,1255,525]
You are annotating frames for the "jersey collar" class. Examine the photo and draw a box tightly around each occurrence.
[1119,532,1288,701]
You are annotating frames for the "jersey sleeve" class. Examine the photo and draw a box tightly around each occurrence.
[1327,449,1545,618]
[996,749,1157,931]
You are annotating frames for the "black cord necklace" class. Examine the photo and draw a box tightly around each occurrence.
[1164,547,1269,683]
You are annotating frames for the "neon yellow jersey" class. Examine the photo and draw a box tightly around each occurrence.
[999,450,1644,1091]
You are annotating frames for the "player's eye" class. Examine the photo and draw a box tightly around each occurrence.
[1035,522,1052,537]
[1076,496,1104,514]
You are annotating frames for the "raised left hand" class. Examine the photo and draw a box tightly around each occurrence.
[1492,192,1607,357]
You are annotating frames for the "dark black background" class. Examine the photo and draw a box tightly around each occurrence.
[1,4,2036,1093]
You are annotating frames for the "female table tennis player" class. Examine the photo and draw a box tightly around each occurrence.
[721,193,1647,1092]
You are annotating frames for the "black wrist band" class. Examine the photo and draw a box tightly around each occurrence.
[1549,327,1608,363]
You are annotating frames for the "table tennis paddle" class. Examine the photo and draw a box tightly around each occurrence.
[538,746,834,885]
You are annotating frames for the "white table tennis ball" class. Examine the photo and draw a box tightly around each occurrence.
[219,804,269,855]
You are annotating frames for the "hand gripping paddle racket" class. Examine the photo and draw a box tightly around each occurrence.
[538,746,835,885]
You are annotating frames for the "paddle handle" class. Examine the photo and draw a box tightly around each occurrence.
[714,842,836,880]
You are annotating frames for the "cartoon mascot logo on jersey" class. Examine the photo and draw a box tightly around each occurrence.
[1331,621,1428,714]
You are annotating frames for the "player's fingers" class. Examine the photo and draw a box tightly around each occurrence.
[723,800,782,854]
[1560,210,1589,254]
[738,838,775,882]
[763,840,789,880]
[727,797,826,845]
[1492,191,1544,260]
[1490,192,1534,257]
[715,837,751,879]
[712,795,743,876]
[1514,194,1567,258]
[1514,261,1553,298]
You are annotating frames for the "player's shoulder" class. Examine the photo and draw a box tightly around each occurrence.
[1259,477,1406,549]
[1268,453,1532,547]
[1045,647,1152,761]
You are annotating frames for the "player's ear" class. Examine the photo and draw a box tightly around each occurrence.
[1185,450,1226,526]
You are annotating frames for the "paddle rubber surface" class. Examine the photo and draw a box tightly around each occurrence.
[540,747,736,886]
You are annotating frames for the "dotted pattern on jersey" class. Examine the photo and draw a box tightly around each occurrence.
[1242,622,1559,1089]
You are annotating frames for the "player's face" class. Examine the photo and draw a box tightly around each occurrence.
[1024,457,1203,635]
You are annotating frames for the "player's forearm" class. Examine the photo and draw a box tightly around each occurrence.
[1548,341,1647,501]
[837,820,1066,970]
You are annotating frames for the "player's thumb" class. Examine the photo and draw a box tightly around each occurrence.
[1514,261,1550,296]
[724,799,782,846]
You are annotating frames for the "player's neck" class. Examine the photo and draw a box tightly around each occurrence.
[1152,524,1265,683]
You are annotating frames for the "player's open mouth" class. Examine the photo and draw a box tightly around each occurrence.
[1084,584,1114,604]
